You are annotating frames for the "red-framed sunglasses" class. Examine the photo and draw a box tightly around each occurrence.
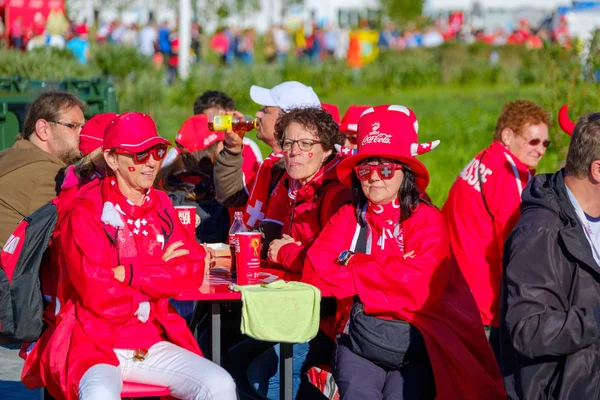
[354,164,403,181]
[115,145,168,164]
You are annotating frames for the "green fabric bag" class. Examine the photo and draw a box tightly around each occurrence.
[230,280,321,343]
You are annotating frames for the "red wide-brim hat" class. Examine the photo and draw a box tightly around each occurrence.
[336,105,439,192]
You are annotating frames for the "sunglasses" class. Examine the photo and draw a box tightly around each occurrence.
[354,164,403,181]
[115,145,168,164]
[523,137,551,148]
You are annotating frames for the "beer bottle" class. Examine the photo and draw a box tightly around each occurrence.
[208,114,257,137]
[228,211,248,278]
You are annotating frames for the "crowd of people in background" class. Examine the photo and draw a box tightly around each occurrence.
[0,8,577,68]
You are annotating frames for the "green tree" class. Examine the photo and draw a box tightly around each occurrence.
[380,0,424,24]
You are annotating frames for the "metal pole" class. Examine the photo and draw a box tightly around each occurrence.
[178,0,192,79]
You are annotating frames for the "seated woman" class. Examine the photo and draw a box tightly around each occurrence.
[22,113,236,400]
[265,107,351,271]
[156,114,229,244]
[230,107,351,400]
[303,105,506,399]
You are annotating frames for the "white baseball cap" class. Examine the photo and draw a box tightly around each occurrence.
[250,81,321,112]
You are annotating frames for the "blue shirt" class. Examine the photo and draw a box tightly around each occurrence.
[66,38,89,64]
[158,27,171,53]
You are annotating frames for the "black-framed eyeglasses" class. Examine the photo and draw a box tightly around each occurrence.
[281,139,322,152]
[50,121,84,133]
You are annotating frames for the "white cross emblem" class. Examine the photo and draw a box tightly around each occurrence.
[142,230,148,236]
[140,219,147,226]
[380,166,392,178]
[127,219,134,225]
[133,228,139,235]
[246,200,265,227]
[157,148,165,158]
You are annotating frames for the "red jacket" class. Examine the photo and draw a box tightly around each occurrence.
[442,142,532,326]
[303,203,505,398]
[22,178,206,399]
[269,158,351,272]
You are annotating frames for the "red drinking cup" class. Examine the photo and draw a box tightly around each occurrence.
[174,206,197,239]
[236,232,262,284]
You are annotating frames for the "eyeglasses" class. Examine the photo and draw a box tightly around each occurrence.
[354,164,403,181]
[281,139,322,152]
[115,145,168,164]
[523,137,551,148]
[50,120,84,133]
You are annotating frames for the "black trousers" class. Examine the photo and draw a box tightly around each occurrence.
[333,335,436,400]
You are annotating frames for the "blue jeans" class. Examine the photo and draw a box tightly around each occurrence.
[231,331,332,399]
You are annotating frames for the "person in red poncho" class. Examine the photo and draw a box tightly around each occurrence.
[21,113,236,400]
[303,105,506,399]
[442,100,551,356]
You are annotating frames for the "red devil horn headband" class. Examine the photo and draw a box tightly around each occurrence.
[410,140,440,156]
[558,105,575,136]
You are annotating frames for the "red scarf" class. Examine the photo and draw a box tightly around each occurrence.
[101,177,157,221]
[243,153,284,228]
[363,199,405,255]
[267,155,342,231]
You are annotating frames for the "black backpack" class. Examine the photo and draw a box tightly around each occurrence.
[0,201,58,342]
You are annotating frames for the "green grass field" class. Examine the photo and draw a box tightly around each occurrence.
[152,84,564,206]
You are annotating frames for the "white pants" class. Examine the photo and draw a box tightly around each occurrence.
[78,341,236,400]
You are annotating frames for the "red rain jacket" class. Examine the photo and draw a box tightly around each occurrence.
[442,142,533,326]
[269,158,351,272]
[21,178,206,399]
[303,203,506,398]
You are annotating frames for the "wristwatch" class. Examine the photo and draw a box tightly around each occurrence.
[337,250,354,266]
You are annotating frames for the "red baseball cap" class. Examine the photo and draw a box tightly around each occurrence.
[321,103,341,125]
[336,105,440,192]
[79,113,118,156]
[103,112,171,152]
[340,105,371,135]
[175,114,224,153]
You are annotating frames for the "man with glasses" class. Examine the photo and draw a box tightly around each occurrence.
[0,91,85,248]
[501,112,600,398]
[442,100,551,358]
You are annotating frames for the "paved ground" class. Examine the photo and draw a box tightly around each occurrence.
[0,346,40,399]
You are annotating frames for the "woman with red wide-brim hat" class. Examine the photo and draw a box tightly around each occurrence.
[22,113,236,400]
[303,105,505,399]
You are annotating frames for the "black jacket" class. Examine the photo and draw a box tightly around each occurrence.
[500,169,600,400]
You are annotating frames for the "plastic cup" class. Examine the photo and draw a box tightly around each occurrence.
[174,206,197,239]
[236,232,262,285]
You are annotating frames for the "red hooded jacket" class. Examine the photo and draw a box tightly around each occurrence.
[442,142,533,326]
[269,157,351,272]
[303,202,505,398]
[22,177,206,399]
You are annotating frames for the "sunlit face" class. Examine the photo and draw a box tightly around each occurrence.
[105,146,164,192]
[282,122,332,184]
[48,106,85,165]
[503,122,549,169]
[358,160,404,205]
[256,106,282,147]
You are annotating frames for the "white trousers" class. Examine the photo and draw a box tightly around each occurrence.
[78,341,236,400]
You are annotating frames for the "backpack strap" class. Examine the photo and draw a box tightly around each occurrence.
[477,151,494,222]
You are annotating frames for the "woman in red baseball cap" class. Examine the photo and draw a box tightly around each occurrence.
[303,105,506,399]
[156,114,229,244]
[23,113,236,400]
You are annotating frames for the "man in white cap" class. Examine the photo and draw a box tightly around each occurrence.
[214,81,321,249]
